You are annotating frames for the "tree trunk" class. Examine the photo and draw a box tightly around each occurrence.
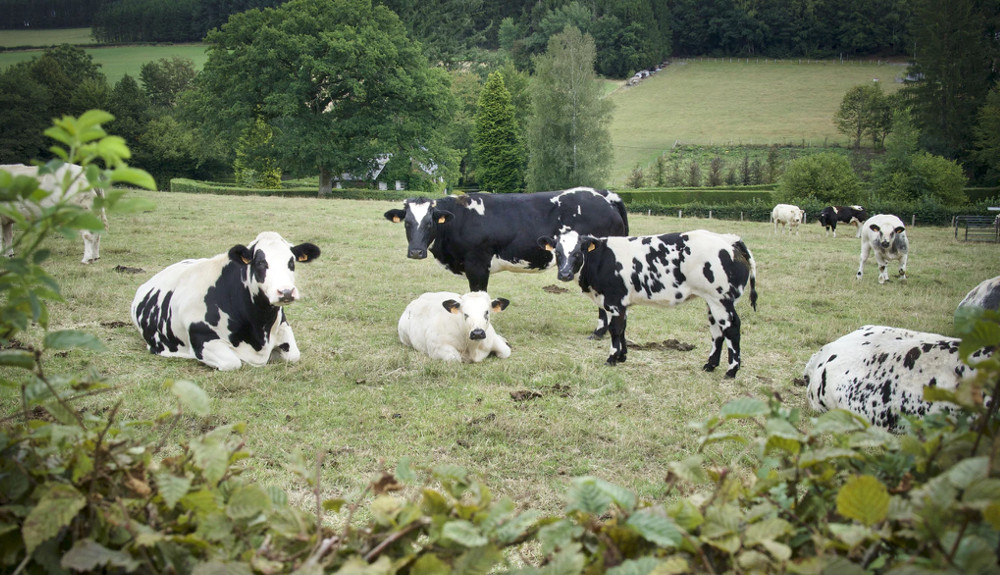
[318,167,333,197]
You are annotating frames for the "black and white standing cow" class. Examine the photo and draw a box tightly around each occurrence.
[802,325,991,433]
[857,214,908,284]
[537,229,758,376]
[131,231,321,370]
[817,205,868,238]
[384,187,628,335]
[957,275,1000,313]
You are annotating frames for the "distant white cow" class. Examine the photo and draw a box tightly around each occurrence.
[398,291,511,362]
[802,325,991,433]
[957,275,1000,312]
[771,204,805,235]
[1,163,106,264]
[857,214,908,284]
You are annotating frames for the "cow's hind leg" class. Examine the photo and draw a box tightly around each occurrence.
[605,309,627,366]
[590,308,609,339]
[81,230,100,264]
[721,306,742,378]
[704,300,741,375]
[703,304,724,373]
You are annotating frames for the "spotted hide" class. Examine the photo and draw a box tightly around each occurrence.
[398,291,511,362]
[818,205,867,238]
[130,232,320,370]
[802,325,991,433]
[384,187,628,337]
[537,229,758,376]
[1,162,107,263]
[958,275,1000,312]
[857,214,908,284]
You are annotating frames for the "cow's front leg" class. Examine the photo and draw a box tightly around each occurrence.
[270,316,301,363]
[874,253,890,284]
[605,309,627,366]
[897,253,908,281]
[590,308,609,339]
[80,230,100,264]
[465,259,491,292]
[856,242,871,280]
[200,340,244,371]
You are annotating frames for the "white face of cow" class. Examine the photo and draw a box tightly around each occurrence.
[868,223,905,250]
[442,291,509,341]
[229,232,320,306]
[537,231,594,282]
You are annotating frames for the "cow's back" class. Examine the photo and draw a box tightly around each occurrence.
[398,291,464,355]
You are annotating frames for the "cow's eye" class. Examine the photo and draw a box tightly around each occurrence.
[484,312,489,320]
[288,257,295,271]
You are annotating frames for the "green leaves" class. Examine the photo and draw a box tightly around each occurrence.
[837,475,890,527]
[22,483,87,554]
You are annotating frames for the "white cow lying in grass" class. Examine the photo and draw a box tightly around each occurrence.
[398,291,511,362]
[1,162,106,264]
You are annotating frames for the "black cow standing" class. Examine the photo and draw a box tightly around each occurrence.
[384,187,629,335]
[818,205,868,238]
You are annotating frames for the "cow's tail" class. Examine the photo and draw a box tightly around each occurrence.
[733,239,758,311]
[607,191,630,235]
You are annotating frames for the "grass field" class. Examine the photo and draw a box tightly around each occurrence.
[1,190,997,514]
[607,59,907,185]
[0,27,95,47]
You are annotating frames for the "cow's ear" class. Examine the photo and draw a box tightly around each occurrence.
[893,226,905,235]
[384,209,406,223]
[292,242,321,263]
[537,236,555,251]
[492,298,510,312]
[869,224,881,233]
[442,299,461,314]
[229,245,252,265]
[582,236,601,252]
[433,210,454,225]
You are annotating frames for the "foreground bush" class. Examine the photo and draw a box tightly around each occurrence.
[3,112,999,573]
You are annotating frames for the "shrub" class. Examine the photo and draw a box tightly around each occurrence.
[778,151,860,204]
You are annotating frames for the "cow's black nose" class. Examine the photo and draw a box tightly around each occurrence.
[278,289,296,302]
[470,329,486,340]
[408,249,427,259]
[558,272,574,281]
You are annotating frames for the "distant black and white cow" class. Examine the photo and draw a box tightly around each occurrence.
[802,325,991,433]
[131,232,321,370]
[398,291,511,362]
[537,230,758,376]
[857,214,908,284]
[957,275,1000,312]
[771,204,805,235]
[1,162,107,263]
[818,205,868,238]
[384,187,628,335]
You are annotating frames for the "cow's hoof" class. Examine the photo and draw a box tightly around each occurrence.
[588,332,606,340]
[605,357,618,366]
[724,368,738,378]
[703,363,717,372]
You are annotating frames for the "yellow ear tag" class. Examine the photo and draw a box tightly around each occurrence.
[393,216,401,223]
[437,216,447,224]
[544,244,554,251]
[241,256,251,265]
[587,243,596,252]
[297,254,308,262]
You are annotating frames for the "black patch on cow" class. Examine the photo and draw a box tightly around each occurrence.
[277,343,290,352]
[203,260,281,353]
[903,347,921,369]
[133,288,185,354]
[703,261,714,283]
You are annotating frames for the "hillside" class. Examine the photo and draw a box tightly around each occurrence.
[607,58,906,185]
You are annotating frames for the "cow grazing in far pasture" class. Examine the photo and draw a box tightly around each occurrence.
[857,214,908,284]
[802,325,991,433]
[1,162,107,264]
[384,187,628,336]
[771,204,805,235]
[538,229,757,376]
[398,291,511,362]
[131,232,321,371]
[957,275,1000,313]
[818,205,868,237]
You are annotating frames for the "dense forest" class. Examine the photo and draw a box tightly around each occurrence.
[4,0,924,76]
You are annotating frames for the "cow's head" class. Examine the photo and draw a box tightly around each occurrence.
[441,291,509,341]
[228,232,320,306]
[384,198,453,259]
[537,231,600,282]
[868,222,906,250]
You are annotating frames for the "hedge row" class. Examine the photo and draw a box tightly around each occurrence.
[615,186,775,205]
[168,178,436,201]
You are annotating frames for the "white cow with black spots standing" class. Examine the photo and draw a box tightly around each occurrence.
[537,230,758,376]
[857,214,909,284]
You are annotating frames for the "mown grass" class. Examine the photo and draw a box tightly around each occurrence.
[2,190,997,514]
[608,59,907,185]
[0,27,95,47]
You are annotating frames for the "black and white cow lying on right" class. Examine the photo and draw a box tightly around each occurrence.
[957,275,1000,312]
[857,214,908,284]
[131,231,320,370]
[538,230,758,376]
[818,205,868,238]
[802,325,991,433]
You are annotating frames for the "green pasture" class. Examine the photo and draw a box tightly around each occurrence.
[608,59,906,185]
[1,190,996,514]
[0,27,95,47]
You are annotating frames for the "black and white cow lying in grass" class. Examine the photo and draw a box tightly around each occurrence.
[538,229,758,376]
[397,291,511,362]
[802,325,991,433]
[1,162,107,264]
[857,214,908,284]
[131,231,321,370]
